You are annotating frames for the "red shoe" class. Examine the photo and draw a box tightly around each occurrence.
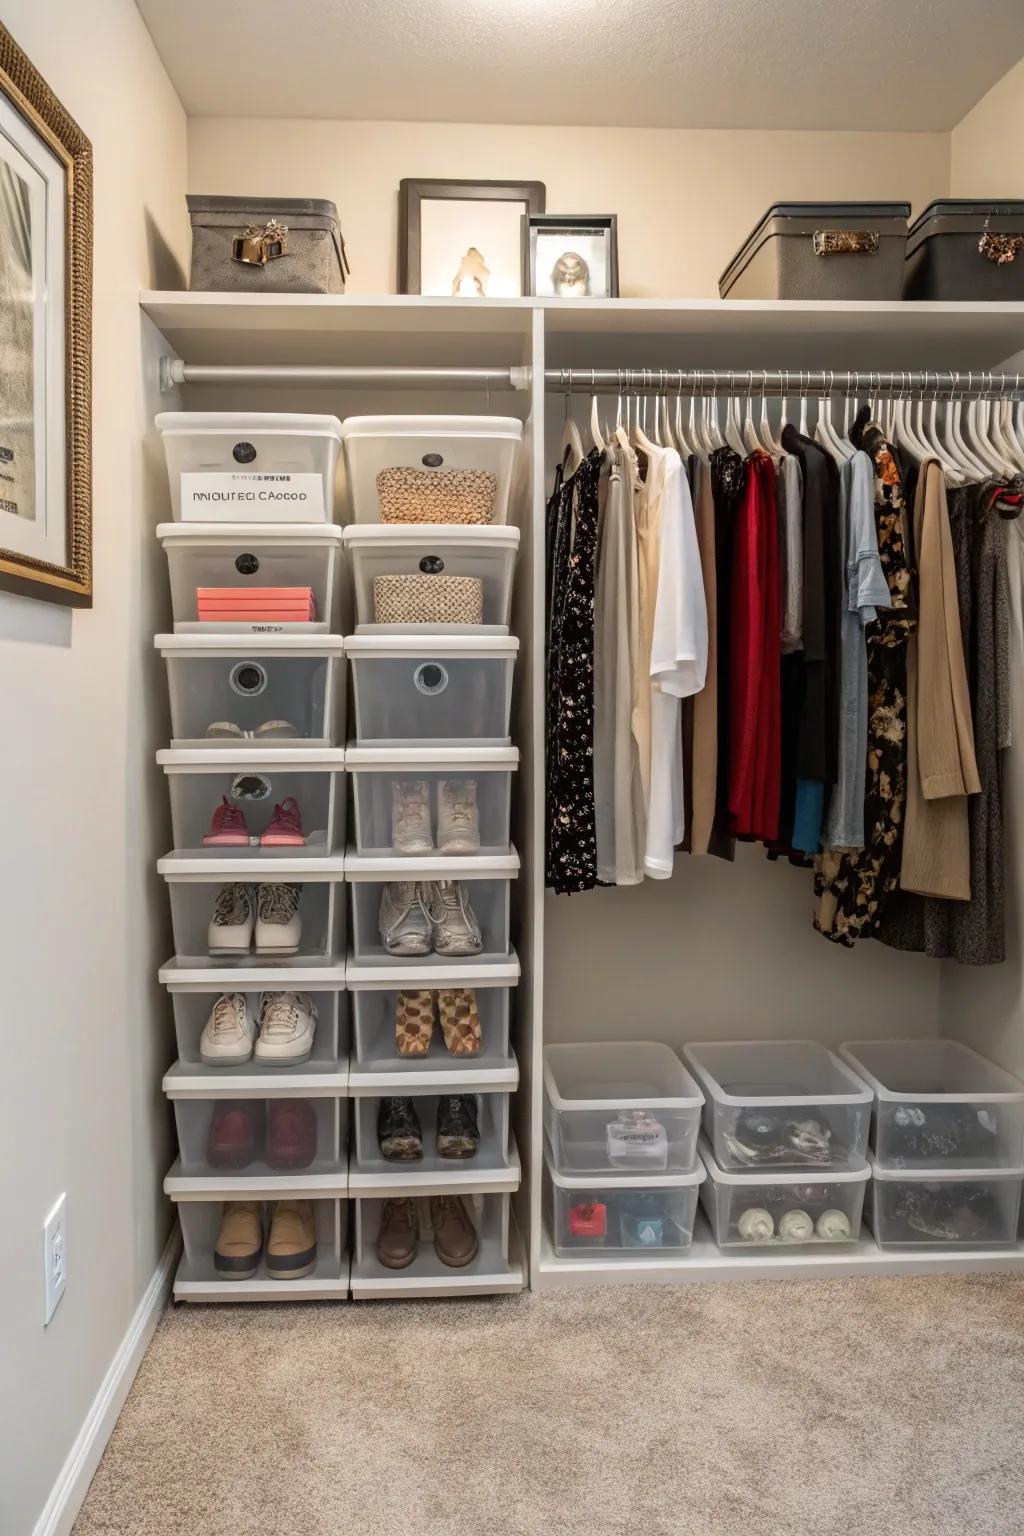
[260,796,305,847]
[207,1101,257,1169]
[203,796,251,846]
[267,1099,317,1170]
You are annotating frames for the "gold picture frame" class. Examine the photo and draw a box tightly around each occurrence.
[0,24,92,606]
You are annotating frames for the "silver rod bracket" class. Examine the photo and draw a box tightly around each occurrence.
[509,366,531,392]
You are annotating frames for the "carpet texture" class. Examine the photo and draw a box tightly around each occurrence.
[73,1274,1024,1536]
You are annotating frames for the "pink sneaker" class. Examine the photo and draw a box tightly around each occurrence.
[203,797,251,846]
[261,796,305,847]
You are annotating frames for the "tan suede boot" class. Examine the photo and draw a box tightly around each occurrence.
[266,1200,317,1280]
[214,1201,263,1279]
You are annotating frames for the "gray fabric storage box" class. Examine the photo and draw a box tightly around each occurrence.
[719,202,910,301]
[186,196,349,294]
[903,200,1024,300]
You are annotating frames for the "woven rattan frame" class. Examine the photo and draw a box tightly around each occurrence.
[0,25,92,606]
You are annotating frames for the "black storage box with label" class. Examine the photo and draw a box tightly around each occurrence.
[902,200,1024,301]
[719,202,911,301]
[187,195,349,294]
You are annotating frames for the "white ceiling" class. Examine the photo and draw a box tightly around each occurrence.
[135,0,1024,132]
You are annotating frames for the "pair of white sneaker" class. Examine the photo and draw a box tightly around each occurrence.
[200,991,318,1066]
[379,880,482,957]
[208,883,302,957]
[393,778,480,855]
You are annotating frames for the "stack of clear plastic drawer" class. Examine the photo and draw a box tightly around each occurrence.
[841,1039,1024,1250]
[341,414,525,1297]
[683,1040,873,1251]
[543,1042,706,1262]
[155,412,350,1302]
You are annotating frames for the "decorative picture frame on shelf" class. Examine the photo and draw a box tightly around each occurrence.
[524,214,619,299]
[398,178,546,298]
[0,25,92,606]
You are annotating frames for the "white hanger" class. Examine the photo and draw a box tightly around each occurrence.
[704,374,724,451]
[558,371,585,475]
[989,384,1022,471]
[588,370,606,453]
[723,391,746,456]
[949,373,987,478]
[758,371,779,456]
[674,377,692,458]
[997,397,1024,471]
[941,376,985,479]
[742,372,762,454]
[815,373,848,465]
[798,373,810,437]
[967,376,1015,475]
[893,375,930,466]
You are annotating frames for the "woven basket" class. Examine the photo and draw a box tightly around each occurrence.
[376,466,496,524]
[373,574,484,625]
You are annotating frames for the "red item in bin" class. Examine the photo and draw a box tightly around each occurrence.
[568,1201,607,1238]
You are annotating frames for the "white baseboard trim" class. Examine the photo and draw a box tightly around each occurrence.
[32,1224,181,1536]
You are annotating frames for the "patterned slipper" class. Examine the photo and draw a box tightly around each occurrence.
[437,989,482,1056]
[395,990,434,1056]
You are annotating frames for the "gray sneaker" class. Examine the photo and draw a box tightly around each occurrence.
[379,881,433,956]
[429,880,483,957]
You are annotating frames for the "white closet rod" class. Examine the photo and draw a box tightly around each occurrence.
[546,368,1024,397]
[160,359,531,391]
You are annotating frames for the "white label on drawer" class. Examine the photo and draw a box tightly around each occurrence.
[180,472,325,516]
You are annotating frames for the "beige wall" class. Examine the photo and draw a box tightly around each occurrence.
[0,5,187,1533]
[188,118,950,298]
[951,58,1024,197]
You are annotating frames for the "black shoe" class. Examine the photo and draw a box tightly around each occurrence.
[436,1094,480,1160]
[377,1097,423,1161]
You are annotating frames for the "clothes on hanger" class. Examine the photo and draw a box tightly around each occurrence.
[727,450,781,842]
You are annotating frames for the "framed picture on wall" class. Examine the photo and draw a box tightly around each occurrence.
[399,178,546,297]
[524,214,619,299]
[0,25,92,606]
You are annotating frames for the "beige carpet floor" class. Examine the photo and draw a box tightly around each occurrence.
[73,1274,1024,1536]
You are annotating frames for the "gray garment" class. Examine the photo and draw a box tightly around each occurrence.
[823,451,890,849]
[593,442,644,885]
[779,454,804,652]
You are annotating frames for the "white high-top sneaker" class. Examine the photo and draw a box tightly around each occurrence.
[437,778,480,854]
[392,780,433,854]
[255,883,302,956]
[255,992,318,1065]
[429,881,483,956]
[200,993,258,1065]
[208,884,255,956]
[379,881,433,956]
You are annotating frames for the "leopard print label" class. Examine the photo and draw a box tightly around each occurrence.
[376,466,497,524]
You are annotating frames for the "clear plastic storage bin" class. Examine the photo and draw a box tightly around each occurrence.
[347,746,516,856]
[543,1042,703,1176]
[547,1159,705,1257]
[343,524,519,631]
[347,865,514,966]
[352,1089,512,1177]
[352,1193,519,1296]
[156,634,346,748]
[868,1159,1024,1249]
[160,861,346,965]
[172,1095,345,1177]
[168,986,344,1069]
[351,984,512,1072]
[840,1039,1024,1170]
[175,1198,347,1297]
[158,522,343,633]
[340,415,523,526]
[683,1040,872,1172]
[157,412,343,523]
[699,1137,869,1248]
[160,748,346,856]
[346,635,517,745]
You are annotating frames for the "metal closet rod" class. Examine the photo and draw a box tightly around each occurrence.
[160,359,532,390]
[547,368,1024,397]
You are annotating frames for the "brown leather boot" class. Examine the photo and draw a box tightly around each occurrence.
[214,1201,263,1279]
[376,1198,419,1269]
[395,990,434,1056]
[436,989,482,1056]
[430,1195,479,1268]
[266,1200,317,1280]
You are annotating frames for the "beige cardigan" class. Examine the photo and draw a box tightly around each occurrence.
[899,459,981,901]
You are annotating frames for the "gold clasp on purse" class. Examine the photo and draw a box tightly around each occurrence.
[813,230,880,257]
[979,233,1024,265]
[232,218,290,265]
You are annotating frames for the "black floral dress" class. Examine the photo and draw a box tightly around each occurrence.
[546,449,601,894]
[815,417,916,945]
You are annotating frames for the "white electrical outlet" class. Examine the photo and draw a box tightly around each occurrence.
[43,1194,67,1326]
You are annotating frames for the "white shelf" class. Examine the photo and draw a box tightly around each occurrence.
[537,1217,1024,1288]
[345,951,520,989]
[158,746,346,768]
[164,1157,348,1201]
[351,1217,524,1300]
[344,847,520,880]
[158,851,345,879]
[160,956,347,989]
[163,1059,349,1098]
[349,1051,518,1095]
[173,1250,350,1303]
[349,1136,521,1198]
